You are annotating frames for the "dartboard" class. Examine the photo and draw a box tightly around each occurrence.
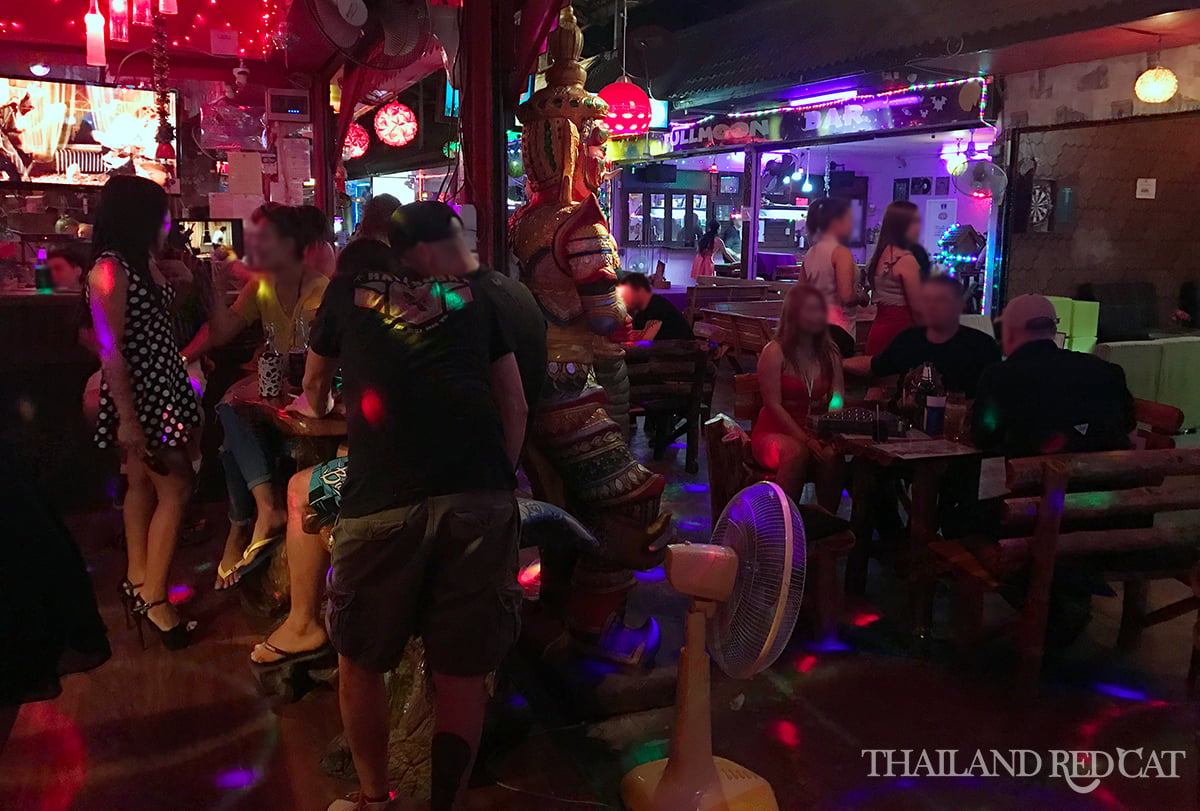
[1029,180,1054,227]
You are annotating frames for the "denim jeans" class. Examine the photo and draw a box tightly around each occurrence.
[216,402,277,524]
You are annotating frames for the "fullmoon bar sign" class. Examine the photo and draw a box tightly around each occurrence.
[607,78,992,162]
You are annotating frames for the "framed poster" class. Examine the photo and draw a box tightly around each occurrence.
[892,178,910,202]
[922,198,958,250]
[935,176,951,195]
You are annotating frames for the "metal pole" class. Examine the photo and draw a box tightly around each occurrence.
[743,145,760,280]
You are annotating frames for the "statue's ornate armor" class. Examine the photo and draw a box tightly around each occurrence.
[509,7,668,653]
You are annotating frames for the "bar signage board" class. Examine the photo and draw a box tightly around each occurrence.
[607,79,991,162]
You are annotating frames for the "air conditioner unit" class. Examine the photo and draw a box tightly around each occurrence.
[266,89,311,122]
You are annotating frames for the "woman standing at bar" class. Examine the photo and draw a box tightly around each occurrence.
[691,222,729,279]
[802,197,863,356]
[865,201,924,356]
[86,176,201,650]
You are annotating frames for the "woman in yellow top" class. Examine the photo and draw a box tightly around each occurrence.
[180,206,331,588]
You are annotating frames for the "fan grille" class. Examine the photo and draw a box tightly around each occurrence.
[709,483,806,679]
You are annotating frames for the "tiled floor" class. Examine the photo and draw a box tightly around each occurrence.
[4,371,1199,810]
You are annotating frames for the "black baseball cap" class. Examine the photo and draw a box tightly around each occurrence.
[389,201,463,252]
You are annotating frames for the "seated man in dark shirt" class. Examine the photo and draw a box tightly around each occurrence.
[845,275,1001,397]
[973,294,1135,457]
[617,272,694,341]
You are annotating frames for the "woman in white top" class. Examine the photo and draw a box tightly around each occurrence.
[802,197,863,355]
[864,201,925,356]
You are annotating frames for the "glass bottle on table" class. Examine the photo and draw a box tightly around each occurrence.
[287,314,309,390]
[258,323,283,399]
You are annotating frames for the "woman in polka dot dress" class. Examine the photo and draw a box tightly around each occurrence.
[85,176,201,651]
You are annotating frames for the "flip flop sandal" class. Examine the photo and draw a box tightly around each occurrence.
[251,640,337,670]
[214,561,239,590]
[227,533,285,583]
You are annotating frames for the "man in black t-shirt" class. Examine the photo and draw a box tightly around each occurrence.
[973,294,1135,457]
[300,202,527,811]
[845,275,1000,397]
[472,267,547,432]
[617,272,694,341]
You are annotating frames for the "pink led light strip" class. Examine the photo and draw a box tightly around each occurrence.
[653,76,991,138]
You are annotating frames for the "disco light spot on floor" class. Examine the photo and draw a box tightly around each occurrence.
[1092,682,1148,702]
[851,611,880,627]
[194,561,214,573]
[214,767,259,790]
[769,719,800,748]
[168,584,194,605]
[682,483,709,493]
[807,637,850,652]
[794,654,818,673]
[627,739,669,768]
[635,566,666,583]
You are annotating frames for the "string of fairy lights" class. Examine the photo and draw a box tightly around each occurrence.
[1,1,286,59]
[661,76,991,136]
[173,0,285,56]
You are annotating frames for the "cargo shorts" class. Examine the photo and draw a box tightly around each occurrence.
[326,491,521,676]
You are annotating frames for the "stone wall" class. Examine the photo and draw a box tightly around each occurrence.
[1006,113,1200,326]
[1003,43,1200,129]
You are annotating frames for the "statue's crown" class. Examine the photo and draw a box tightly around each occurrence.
[518,7,609,128]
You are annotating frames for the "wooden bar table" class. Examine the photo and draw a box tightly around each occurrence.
[223,373,347,468]
[832,429,983,642]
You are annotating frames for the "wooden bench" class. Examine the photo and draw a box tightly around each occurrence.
[684,284,771,324]
[696,276,793,298]
[703,413,854,642]
[625,339,715,474]
[932,442,1200,695]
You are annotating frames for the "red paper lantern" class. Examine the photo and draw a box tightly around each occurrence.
[373,102,418,148]
[343,122,369,160]
[598,77,652,136]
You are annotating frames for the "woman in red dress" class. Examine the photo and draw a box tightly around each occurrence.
[865,201,925,356]
[751,284,845,512]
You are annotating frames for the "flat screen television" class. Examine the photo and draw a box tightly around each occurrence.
[172,218,244,258]
[0,75,178,191]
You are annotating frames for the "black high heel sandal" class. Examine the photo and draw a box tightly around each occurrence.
[132,597,197,651]
[118,578,143,629]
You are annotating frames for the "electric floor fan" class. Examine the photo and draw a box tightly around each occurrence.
[622,482,806,811]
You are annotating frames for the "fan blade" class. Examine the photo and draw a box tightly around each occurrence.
[336,0,368,27]
[308,0,363,49]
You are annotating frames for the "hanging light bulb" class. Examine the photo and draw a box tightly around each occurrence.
[159,0,178,14]
[1135,65,1178,104]
[1134,37,1178,104]
[84,0,106,67]
[110,0,130,42]
[801,177,814,193]
[132,0,153,27]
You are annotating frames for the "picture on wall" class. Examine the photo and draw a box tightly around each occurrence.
[892,178,910,201]
[935,176,951,195]
[911,177,932,195]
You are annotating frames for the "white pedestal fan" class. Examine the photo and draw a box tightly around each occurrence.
[622,481,806,811]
